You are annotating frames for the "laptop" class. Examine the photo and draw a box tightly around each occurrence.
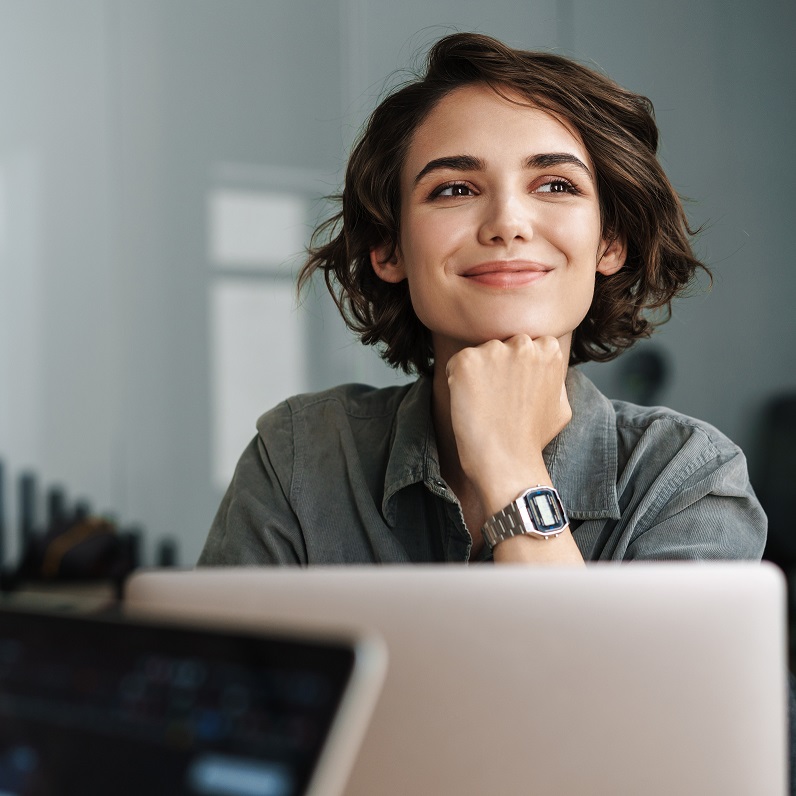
[0,605,385,796]
[125,563,789,796]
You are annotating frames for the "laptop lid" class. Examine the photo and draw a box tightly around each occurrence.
[0,605,385,796]
[126,563,788,796]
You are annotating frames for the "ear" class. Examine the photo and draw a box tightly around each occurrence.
[596,234,626,276]
[370,243,407,284]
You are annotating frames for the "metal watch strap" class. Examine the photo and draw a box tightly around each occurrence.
[481,486,569,550]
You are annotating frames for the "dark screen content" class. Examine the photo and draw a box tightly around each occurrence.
[0,609,355,796]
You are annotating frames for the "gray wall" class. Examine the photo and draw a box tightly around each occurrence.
[0,0,793,566]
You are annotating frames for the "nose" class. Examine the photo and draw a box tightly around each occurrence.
[477,191,533,246]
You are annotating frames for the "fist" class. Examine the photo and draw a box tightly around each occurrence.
[445,335,571,497]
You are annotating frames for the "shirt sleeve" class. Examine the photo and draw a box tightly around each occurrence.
[621,425,766,561]
[197,402,307,566]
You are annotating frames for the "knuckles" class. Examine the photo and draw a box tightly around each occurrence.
[449,335,565,369]
[447,335,565,380]
[533,335,563,357]
[511,333,533,351]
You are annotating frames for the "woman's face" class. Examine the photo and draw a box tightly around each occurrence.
[371,83,625,365]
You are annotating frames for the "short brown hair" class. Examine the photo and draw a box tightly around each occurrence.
[299,32,707,376]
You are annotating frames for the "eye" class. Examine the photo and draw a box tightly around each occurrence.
[429,181,476,199]
[535,178,580,195]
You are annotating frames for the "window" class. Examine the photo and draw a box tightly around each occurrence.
[207,165,321,490]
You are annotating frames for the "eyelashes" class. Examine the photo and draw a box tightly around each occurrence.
[535,178,581,195]
[428,181,475,199]
[427,177,582,201]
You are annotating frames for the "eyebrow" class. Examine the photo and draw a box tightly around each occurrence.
[413,152,593,184]
[414,155,484,184]
[526,153,593,180]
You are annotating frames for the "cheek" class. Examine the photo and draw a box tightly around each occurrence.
[571,273,599,330]
[402,205,472,259]
[547,207,602,255]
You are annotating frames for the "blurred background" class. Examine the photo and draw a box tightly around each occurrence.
[0,0,794,567]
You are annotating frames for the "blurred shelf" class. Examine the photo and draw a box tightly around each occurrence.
[0,581,119,614]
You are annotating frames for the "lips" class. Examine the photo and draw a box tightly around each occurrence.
[461,261,552,288]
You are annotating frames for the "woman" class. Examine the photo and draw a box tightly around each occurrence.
[199,33,765,566]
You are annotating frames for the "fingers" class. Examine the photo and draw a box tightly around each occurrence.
[445,335,566,399]
[445,335,571,495]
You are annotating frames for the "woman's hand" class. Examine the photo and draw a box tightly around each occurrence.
[445,334,571,517]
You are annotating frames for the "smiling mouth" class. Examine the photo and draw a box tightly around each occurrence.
[462,261,552,287]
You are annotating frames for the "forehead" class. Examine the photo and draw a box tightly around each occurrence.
[403,83,591,180]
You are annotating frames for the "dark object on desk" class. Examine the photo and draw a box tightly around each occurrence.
[758,393,796,569]
[18,472,36,550]
[16,503,139,584]
[156,537,179,568]
[25,515,129,581]
[790,672,796,796]
[0,461,6,568]
[1,471,141,601]
[46,486,67,532]
[753,395,796,795]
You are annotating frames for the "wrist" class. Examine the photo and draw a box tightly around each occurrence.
[481,484,569,552]
[472,454,551,517]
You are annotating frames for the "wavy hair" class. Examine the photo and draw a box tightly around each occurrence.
[298,32,707,375]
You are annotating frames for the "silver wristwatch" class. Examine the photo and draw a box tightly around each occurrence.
[481,485,569,550]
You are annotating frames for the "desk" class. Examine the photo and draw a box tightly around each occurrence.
[0,580,118,614]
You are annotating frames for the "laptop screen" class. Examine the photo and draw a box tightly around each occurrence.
[0,606,360,796]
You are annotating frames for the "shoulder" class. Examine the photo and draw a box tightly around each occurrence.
[612,398,728,440]
[565,373,764,560]
[613,401,764,559]
[286,381,416,419]
[563,368,743,490]
[611,399,742,469]
[256,380,418,434]
[248,379,430,560]
[253,380,428,472]
[608,397,759,540]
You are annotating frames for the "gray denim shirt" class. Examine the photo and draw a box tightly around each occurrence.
[198,368,765,566]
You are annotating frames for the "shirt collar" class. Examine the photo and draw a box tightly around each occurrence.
[382,367,620,526]
[382,376,437,525]
[545,368,621,521]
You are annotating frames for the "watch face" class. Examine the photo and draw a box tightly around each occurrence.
[524,488,567,533]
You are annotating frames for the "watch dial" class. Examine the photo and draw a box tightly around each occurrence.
[526,490,565,532]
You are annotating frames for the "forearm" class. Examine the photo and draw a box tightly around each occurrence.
[441,336,582,566]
